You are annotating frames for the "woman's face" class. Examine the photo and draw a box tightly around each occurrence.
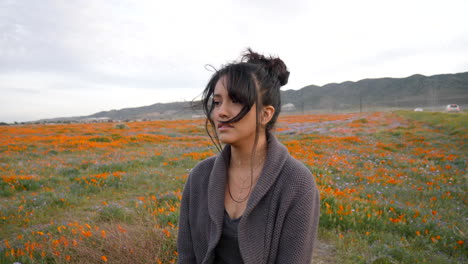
[211,77,259,147]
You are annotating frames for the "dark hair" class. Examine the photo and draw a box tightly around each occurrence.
[202,48,290,151]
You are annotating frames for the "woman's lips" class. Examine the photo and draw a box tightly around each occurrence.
[217,123,233,131]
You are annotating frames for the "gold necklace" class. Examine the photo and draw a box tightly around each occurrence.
[227,156,265,203]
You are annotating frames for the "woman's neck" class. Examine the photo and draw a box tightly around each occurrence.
[229,132,268,169]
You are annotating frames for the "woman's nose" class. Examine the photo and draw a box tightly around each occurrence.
[217,102,229,119]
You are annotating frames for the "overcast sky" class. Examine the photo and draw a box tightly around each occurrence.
[1,0,467,122]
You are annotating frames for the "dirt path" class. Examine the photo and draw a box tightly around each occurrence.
[312,239,337,264]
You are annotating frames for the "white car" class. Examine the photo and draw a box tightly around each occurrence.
[414,108,423,112]
[446,104,460,112]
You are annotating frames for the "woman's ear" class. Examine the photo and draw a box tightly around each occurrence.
[261,105,275,125]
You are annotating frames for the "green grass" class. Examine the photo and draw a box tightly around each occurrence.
[395,111,467,136]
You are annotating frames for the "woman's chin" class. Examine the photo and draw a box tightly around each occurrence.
[218,134,236,145]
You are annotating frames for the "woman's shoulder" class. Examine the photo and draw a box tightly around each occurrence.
[186,155,217,184]
[279,155,317,193]
[269,133,314,185]
[192,155,216,170]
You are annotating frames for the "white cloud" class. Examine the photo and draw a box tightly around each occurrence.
[0,0,467,122]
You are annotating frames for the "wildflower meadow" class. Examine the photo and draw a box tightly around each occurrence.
[0,111,466,263]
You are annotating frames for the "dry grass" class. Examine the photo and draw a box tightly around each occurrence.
[42,221,176,264]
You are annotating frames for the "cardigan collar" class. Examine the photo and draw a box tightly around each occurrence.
[206,132,289,243]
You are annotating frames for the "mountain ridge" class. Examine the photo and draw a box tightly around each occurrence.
[34,71,468,123]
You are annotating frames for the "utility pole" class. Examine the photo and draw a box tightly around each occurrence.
[360,96,362,113]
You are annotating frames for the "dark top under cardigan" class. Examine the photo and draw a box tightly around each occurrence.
[213,210,242,263]
[177,132,320,264]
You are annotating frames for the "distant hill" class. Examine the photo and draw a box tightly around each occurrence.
[88,101,197,120]
[36,71,468,123]
[37,101,199,123]
[281,72,468,112]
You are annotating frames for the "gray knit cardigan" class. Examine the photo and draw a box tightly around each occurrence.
[177,133,320,264]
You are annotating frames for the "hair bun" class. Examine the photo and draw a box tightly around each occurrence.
[242,48,290,86]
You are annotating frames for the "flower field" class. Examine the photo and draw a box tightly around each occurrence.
[0,111,466,263]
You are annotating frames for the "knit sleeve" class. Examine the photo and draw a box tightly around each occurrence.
[176,175,196,263]
[276,187,320,264]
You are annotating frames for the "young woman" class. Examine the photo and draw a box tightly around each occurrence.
[177,49,320,264]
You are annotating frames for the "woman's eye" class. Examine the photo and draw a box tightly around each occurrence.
[212,100,220,106]
[231,98,240,104]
